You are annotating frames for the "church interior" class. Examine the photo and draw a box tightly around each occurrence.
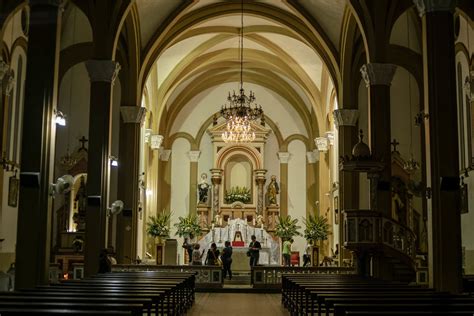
[0,0,473,314]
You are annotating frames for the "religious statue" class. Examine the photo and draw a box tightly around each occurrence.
[265,175,279,206]
[198,173,210,204]
[256,214,264,228]
[74,176,87,231]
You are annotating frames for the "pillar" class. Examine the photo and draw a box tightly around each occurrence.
[188,150,201,214]
[414,0,462,293]
[254,169,267,215]
[84,59,120,277]
[277,152,290,216]
[115,106,145,263]
[15,0,62,288]
[360,63,397,216]
[210,168,223,218]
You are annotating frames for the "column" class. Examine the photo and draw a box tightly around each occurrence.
[84,59,120,277]
[0,60,11,213]
[210,168,223,218]
[115,106,145,264]
[334,109,359,263]
[188,150,201,214]
[277,152,290,216]
[15,0,62,288]
[254,169,267,215]
[414,0,461,293]
[360,63,397,216]
[157,149,172,214]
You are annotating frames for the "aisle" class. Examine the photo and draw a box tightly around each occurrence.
[187,293,289,315]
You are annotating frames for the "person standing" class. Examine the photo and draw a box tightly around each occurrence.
[221,241,233,280]
[249,235,261,267]
[282,238,293,267]
[192,244,205,265]
[182,237,193,265]
[205,243,220,266]
[303,241,312,267]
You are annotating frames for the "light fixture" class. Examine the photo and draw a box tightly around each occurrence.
[55,109,66,126]
[220,0,263,143]
[404,13,420,172]
[109,156,118,167]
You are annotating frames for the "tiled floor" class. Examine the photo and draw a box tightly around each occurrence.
[187,293,289,315]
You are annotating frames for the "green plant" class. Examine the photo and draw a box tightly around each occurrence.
[174,214,202,238]
[146,212,171,238]
[224,186,251,204]
[275,215,302,240]
[303,214,330,242]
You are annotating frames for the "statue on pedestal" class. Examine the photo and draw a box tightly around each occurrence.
[198,173,210,204]
[265,175,279,206]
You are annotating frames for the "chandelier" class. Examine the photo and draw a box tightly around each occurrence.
[220,0,263,143]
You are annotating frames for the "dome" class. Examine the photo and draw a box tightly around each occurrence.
[352,130,371,158]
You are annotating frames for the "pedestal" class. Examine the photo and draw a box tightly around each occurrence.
[265,205,280,231]
[156,243,164,265]
[164,239,177,265]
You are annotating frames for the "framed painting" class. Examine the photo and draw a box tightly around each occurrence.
[8,176,19,207]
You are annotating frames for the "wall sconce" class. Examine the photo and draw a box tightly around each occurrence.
[109,156,118,167]
[54,109,66,126]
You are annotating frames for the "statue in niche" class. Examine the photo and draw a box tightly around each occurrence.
[198,173,210,204]
[265,175,279,206]
[256,214,264,228]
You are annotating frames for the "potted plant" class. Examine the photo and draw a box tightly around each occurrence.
[174,214,202,238]
[275,215,302,240]
[303,214,330,266]
[146,212,171,244]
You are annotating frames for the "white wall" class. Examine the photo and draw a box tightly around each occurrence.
[170,138,191,264]
[287,140,307,263]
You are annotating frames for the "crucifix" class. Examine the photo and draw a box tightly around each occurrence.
[79,136,88,151]
[391,138,400,153]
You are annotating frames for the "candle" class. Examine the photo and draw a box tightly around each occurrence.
[212,223,215,229]
[261,223,264,229]
[253,218,256,226]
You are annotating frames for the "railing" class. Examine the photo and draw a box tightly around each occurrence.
[343,209,417,260]
[252,266,356,289]
[112,264,223,288]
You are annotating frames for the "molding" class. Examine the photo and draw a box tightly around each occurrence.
[159,149,171,161]
[413,0,456,16]
[277,152,291,164]
[85,60,121,83]
[2,69,14,96]
[360,63,397,87]
[187,150,201,162]
[325,131,335,146]
[306,150,319,164]
[120,106,146,124]
[0,60,9,81]
[333,109,359,127]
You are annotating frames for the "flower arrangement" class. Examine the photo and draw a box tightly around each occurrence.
[146,212,171,238]
[303,214,330,242]
[275,215,302,240]
[174,214,202,238]
[224,186,251,204]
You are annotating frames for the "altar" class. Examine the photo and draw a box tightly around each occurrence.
[197,218,280,271]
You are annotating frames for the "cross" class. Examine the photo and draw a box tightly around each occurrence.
[79,136,88,151]
[391,138,400,153]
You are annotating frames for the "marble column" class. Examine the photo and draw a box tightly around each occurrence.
[254,169,267,215]
[84,59,120,277]
[188,150,201,214]
[277,152,290,216]
[115,106,145,264]
[15,0,62,288]
[360,63,397,216]
[210,168,223,218]
[414,0,461,293]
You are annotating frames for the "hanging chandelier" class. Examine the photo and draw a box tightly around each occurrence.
[220,0,263,143]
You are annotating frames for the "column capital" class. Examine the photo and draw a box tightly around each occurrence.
[315,137,329,152]
[85,60,121,84]
[0,59,9,81]
[159,149,171,161]
[210,168,223,185]
[333,109,359,127]
[360,63,397,87]
[187,150,201,162]
[277,152,291,164]
[413,0,456,16]
[2,69,14,96]
[306,150,319,164]
[150,135,163,150]
[120,106,146,124]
